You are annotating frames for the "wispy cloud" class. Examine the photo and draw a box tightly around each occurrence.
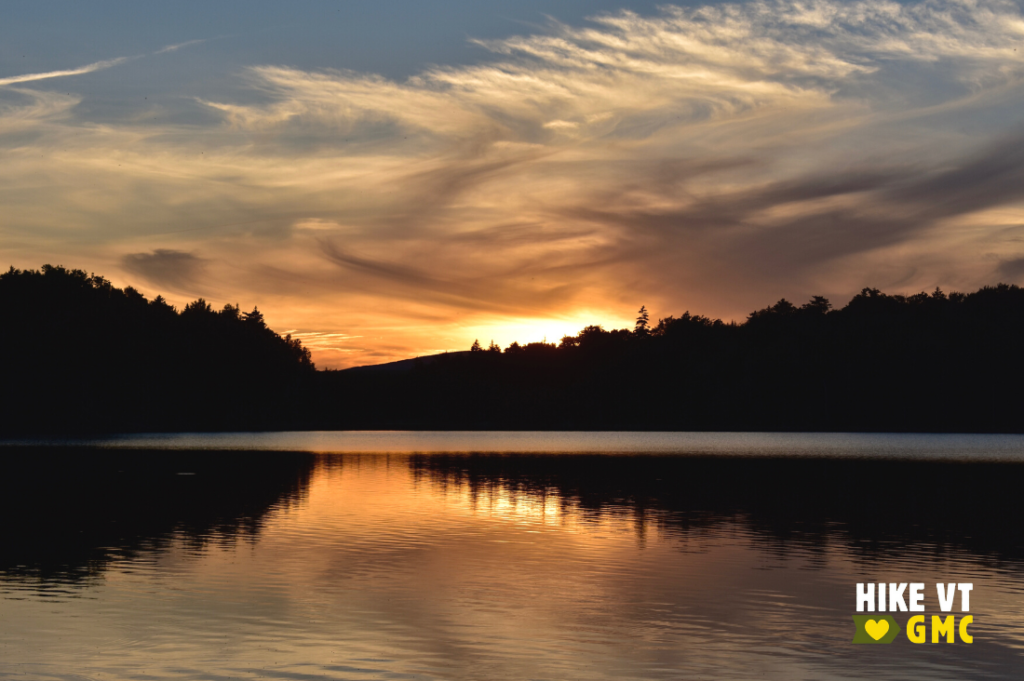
[3,0,1024,367]
[0,57,132,87]
[0,38,206,89]
[154,39,206,55]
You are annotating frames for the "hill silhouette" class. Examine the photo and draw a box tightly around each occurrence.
[2,264,1022,434]
[317,285,1024,432]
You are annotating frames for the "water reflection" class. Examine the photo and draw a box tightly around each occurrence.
[0,448,314,585]
[1,445,1023,680]
[411,453,1024,567]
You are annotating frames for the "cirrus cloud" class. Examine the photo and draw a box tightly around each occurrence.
[3,0,1024,367]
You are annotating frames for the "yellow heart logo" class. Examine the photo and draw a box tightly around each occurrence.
[865,619,889,641]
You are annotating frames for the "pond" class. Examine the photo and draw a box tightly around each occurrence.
[2,432,1023,680]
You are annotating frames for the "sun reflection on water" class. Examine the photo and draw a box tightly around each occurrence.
[4,449,1024,680]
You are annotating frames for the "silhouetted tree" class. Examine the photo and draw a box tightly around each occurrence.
[243,306,266,329]
[220,303,241,321]
[183,298,214,316]
[801,296,831,315]
[635,306,650,336]
[559,334,580,349]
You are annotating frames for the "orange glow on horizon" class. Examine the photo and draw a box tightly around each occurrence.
[5,1,1024,370]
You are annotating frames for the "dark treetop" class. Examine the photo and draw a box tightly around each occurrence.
[0,265,313,434]
[2,264,1023,434]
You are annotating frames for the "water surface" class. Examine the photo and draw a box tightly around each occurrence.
[10,430,1024,459]
[2,432,1023,680]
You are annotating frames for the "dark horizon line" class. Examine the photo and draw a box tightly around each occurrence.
[10,262,1022,372]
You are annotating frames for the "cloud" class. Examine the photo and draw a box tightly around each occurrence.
[0,57,131,87]
[121,250,207,292]
[154,40,206,55]
[0,39,206,89]
[4,0,1024,367]
[997,257,1024,282]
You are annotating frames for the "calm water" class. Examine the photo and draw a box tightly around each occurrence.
[2,432,1024,680]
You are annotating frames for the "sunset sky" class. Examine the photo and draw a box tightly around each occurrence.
[3,0,1024,368]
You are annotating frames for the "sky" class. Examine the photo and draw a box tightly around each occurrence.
[3,0,1024,368]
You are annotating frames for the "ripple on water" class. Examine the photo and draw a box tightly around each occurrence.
[2,441,1024,679]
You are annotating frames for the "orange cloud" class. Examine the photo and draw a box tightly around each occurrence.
[2,0,1024,367]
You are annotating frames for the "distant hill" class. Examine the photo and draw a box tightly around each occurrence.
[313,285,1024,433]
[342,351,471,374]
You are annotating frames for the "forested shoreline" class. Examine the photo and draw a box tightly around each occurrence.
[2,264,1022,434]
[0,265,314,434]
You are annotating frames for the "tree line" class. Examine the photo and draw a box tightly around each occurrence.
[318,285,1024,432]
[0,265,313,433]
[2,263,1022,433]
